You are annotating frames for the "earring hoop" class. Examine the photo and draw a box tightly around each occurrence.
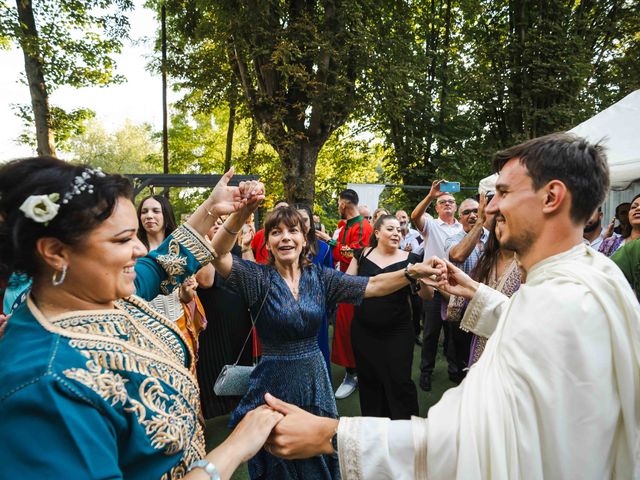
[52,265,67,286]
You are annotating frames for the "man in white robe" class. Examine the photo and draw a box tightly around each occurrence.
[263,133,640,479]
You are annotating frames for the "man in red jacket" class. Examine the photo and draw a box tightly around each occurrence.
[318,189,373,398]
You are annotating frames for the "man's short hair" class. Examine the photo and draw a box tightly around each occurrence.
[493,133,609,224]
[339,189,359,205]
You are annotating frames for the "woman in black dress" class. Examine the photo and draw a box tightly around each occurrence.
[346,214,420,419]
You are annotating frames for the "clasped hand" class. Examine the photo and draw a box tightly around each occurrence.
[419,256,481,300]
[208,167,266,217]
[228,394,334,462]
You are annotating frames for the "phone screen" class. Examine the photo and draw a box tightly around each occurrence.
[440,182,460,193]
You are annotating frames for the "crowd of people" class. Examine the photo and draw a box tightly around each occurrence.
[0,131,639,479]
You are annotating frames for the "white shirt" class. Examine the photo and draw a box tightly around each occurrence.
[583,231,605,251]
[421,216,463,259]
[400,228,424,256]
[337,244,640,479]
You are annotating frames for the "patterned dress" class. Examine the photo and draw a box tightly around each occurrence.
[462,258,522,366]
[223,257,368,480]
[0,224,212,478]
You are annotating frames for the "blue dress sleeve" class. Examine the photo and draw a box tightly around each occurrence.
[0,377,122,478]
[319,240,334,269]
[221,256,270,308]
[134,224,215,301]
[319,266,368,306]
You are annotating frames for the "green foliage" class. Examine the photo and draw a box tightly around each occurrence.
[2,0,133,90]
[150,0,389,203]
[357,0,640,211]
[13,103,96,150]
[2,0,134,148]
[66,118,161,174]
[313,126,385,231]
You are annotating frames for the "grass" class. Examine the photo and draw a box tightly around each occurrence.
[203,339,454,480]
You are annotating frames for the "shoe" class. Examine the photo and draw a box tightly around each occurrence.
[335,374,358,399]
[419,374,432,392]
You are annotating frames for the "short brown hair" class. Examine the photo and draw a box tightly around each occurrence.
[264,206,311,267]
[493,133,609,224]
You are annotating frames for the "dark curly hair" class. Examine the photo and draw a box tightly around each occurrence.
[0,156,133,279]
[264,206,311,268]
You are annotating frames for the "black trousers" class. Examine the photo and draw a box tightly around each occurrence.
[419,292,460,379]
[410,294,423,337]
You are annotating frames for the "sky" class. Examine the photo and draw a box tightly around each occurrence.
[0,2,177,160]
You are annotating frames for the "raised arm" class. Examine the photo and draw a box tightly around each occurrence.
[210,199,263,279]
[448,194,487,263]
[411,179,442,232]
[134,170,264,300]
[186,168,263,239]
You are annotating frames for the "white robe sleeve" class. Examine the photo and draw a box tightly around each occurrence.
[338,417,428,480]
[461,282,508,338]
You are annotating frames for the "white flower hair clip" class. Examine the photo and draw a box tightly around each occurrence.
[19,193,60,225]
[19,167,106,225]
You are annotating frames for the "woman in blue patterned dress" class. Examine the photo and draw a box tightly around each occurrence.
[210,205,444,480]
[0,156,280,479]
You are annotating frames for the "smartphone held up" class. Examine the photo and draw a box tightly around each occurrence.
[440,181,461,193]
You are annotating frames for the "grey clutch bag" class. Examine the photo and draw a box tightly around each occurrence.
[213,281,270,396]
[213,364,254,396]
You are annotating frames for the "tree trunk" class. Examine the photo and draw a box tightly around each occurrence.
[225,94,236,171]
[434,0,452,159]
[16,0,55,156]
[280,140,320,205]
[161,4,169,174]
[508,0,527,137]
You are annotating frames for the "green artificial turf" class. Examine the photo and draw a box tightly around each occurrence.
[203,338,456,480]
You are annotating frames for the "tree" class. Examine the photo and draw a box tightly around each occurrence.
[66,118,160,174]
[462,0,640,146]
[0,0,133,155]
[157,0,384,204]
[362,0,640,210]
[361,0,489,208]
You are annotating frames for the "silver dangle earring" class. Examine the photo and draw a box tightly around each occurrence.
[52,265,67,286]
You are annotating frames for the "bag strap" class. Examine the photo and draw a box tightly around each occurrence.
[232,280,271,366]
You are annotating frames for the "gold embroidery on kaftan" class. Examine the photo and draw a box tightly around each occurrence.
[156,239,188,295]
[30,297,206,476]
[173,224,216,264]
[64,359,129,406]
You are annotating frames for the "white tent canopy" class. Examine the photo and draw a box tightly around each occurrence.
[569,89,640,189]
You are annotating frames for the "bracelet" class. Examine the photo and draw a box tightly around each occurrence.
[222,223,240,236]
[203,206,217,218]
[187,460,221,480]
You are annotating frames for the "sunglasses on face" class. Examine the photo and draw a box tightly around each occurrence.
[437,200,456,205]
[462,208,478,216]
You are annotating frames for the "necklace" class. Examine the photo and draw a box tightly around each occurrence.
[283,277,300,298]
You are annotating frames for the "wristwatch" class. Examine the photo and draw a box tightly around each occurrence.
[187,460,221,480]
[331,430,338,452]
[404,263,417,281]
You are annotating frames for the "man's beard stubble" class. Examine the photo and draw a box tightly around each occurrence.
[583,221,601,234]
